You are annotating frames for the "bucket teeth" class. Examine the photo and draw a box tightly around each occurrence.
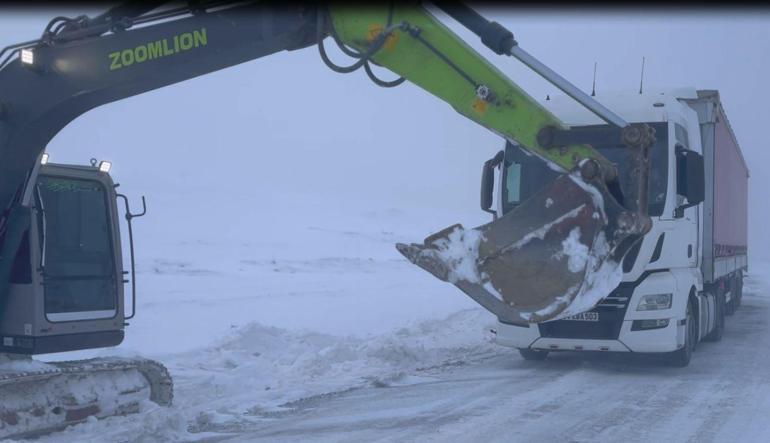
[397,173,645,323]
[395,242,452,282]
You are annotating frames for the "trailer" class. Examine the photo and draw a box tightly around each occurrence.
[685,90,749,307]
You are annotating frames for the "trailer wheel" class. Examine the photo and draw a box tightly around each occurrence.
[668,300,695,367]
[725,276,736,316]
[704,289,725,342]
[734,271,743,308]
[518,348,549,361]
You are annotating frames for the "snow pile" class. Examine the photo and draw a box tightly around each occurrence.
[431,226,484,283]
[171,307,496,416]
[30,309,496,442]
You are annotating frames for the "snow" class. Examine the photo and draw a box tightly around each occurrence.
[0,356,52,374]
[554,231,622,319]
[0,9,767,443]
[20,263,770,443]
[557,227,590,273]
[430,226,484,284]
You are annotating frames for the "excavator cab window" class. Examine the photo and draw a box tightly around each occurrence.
[35,175,118,322]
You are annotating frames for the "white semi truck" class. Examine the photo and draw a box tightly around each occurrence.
[486,89,749,367]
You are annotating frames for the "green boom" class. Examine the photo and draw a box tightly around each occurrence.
[329,5,602,172]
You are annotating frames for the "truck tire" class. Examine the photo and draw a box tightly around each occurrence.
[667,300,695,367]
[704,289,725,342]
[725,277,736,316]
[518,348,549,361]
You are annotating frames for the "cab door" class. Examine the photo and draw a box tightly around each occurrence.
[35,172,120,323]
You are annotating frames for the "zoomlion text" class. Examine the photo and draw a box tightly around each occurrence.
[109,28,207,71]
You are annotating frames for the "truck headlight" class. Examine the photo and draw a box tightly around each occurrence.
[636,293,672,311]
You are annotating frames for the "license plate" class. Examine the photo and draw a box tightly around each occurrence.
[563,311,599,322]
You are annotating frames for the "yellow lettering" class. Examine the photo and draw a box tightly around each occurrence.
[147,41,161,59]
[134,45,148,63]
[120,49,134,67]
[179,33,193,51]
[108,51,121,70]
[193,28,207,47]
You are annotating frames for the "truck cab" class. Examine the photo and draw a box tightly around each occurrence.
[0,157,141,355]
[487,89,748,366]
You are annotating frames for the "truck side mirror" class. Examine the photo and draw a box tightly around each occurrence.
[675,148,705,217]
[481,150,504,215]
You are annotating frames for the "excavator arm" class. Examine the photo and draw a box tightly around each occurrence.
[325,4,655,323]
[0,1,653,327]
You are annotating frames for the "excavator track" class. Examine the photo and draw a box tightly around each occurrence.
[0,357,173,440]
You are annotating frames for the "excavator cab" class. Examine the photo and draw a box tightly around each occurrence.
[0,159,137,355]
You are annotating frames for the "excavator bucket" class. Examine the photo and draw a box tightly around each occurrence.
[397,173,645,325]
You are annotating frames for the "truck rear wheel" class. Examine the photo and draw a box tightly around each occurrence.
[667,300,695,367]
[518,348,549,361]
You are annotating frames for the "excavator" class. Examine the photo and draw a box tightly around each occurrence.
[0,1,655,438]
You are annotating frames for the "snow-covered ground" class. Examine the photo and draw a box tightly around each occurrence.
[15,205,770,442]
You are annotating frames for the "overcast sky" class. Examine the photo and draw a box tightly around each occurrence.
[1,6,768,260]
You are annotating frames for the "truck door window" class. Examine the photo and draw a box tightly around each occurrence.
[501,143,560,214]
[36,176,117,322]
[504,162,522,204]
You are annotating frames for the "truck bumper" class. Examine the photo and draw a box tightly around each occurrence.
[495,317,684,353]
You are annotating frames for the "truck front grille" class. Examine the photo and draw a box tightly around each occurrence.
[538,284,633,340]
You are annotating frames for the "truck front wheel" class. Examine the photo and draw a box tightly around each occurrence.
[667,300,695,367]
[518,348,549,361]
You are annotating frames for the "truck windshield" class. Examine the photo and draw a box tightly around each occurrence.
[36,175,117,322]
[502,122,669,216]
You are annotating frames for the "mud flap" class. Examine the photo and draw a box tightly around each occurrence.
[396,173,645,324]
